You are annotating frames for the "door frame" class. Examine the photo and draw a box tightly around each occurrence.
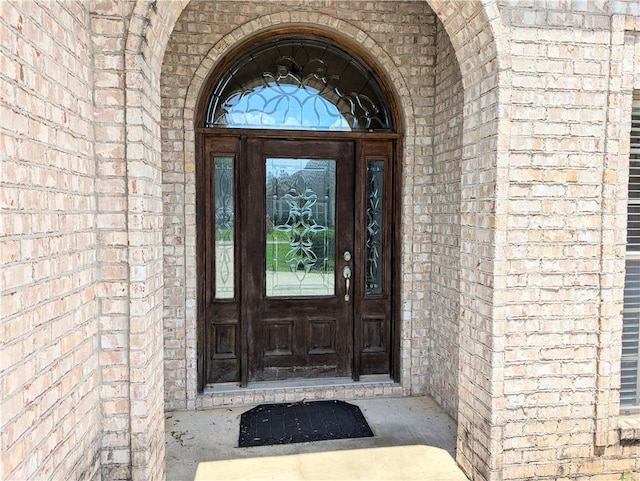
[196,129,402,391]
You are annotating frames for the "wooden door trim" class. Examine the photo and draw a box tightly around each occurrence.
[391,139,403,383]
[197,133,206,392]
[196,127,402,141]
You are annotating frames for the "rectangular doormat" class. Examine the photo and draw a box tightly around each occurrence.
[239,400,374,447]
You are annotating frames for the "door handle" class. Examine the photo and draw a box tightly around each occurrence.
[342,265,352,301]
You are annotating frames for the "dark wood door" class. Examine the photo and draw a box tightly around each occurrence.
[200,134,394,387]
[244,139,354,381]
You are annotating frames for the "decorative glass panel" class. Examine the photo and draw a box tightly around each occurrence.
[214,157,234,299]
[205,39,392,132]
[266,158,335,297]
[365,160,384,295]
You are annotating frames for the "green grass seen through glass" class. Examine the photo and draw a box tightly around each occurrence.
[266,229,335,272]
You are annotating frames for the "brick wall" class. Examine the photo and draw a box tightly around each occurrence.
[0,1,100,480]
[427,17,463,420]
[93,0,172,478]
[123,2,169,478]
[430,3,506,479]
[91,2,133,477]
[1,0,171,479]
[494,2,640,480]
[501,8,610,477]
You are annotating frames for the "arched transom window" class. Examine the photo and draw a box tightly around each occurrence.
[205,38,393,132]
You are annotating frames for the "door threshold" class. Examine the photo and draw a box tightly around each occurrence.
[197,376,403,409]
[204,375,393,393]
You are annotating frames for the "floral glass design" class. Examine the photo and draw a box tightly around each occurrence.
[205,39,392,132]
[214,157,234,299]
[266,158,335,297]
[365,160,384,295]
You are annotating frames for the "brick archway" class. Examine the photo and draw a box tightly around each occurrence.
[178,13,416,403]
[120,1,508,480]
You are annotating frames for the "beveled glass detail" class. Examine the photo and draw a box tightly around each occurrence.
[365,160,384,296]
[266,158,336,296]
[205,39,392,132]
[214,157,234,299]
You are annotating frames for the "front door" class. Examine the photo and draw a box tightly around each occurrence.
[200,134,394,386]
[247,139,354,381]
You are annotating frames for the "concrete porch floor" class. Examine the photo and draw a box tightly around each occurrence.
[165,396,469,481]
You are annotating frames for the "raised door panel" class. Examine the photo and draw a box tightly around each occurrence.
[263,320,294,356]
[308,319,337,355]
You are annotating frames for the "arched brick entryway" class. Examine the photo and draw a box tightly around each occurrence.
[116,1,507,480]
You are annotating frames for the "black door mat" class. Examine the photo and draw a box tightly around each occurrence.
[239,400,374,447]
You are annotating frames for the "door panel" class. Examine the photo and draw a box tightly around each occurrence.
[262,320,294,356]
[308,319,337,354]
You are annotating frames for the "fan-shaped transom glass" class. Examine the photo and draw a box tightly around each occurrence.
[205,38,393,132]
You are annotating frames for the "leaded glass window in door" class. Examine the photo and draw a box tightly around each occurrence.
[265,158,336,297]
[214,157,235,299]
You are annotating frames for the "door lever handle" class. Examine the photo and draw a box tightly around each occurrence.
[342,265,352,301]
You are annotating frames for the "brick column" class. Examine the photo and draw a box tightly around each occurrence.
[123,2,171,479]
[430,2,510,480]
[91,1,132,478]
